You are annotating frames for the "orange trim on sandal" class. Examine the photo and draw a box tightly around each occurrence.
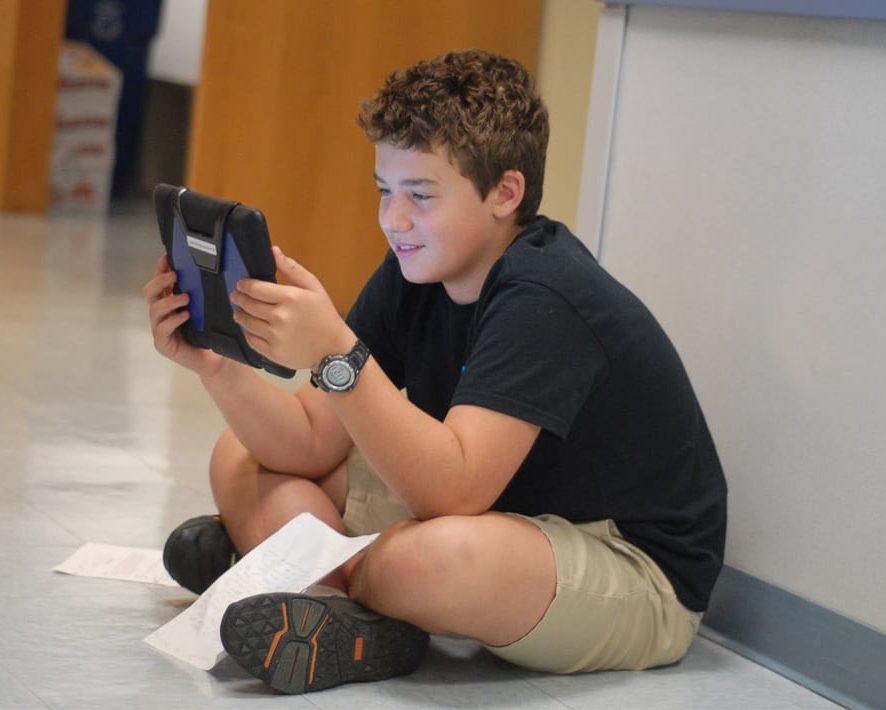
[307,614,330,686]
[263,602,290,669]
[299,604,311,634]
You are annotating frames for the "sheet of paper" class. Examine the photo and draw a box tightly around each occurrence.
[54,542,179,587]
[144,513,378,670]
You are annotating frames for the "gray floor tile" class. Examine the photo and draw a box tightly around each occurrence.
[523,636,836,709]
[0,668,50,709]
[0,496,83,547]
[306,637,570,710]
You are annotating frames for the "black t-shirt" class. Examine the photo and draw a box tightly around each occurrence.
[346,216,727,612]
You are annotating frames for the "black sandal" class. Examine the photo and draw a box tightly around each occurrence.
[162,514,238,594]
[220,593,429,694]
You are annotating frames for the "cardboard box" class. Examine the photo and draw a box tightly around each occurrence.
[51,41,122,214]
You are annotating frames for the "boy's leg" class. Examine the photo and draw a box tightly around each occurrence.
[348,513,557,647]
[207,427,350,586]
[218,451,699,689]
[350,513,700,673]
[164,428,355,595]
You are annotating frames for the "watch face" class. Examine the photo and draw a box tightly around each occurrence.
[324,359,355,390]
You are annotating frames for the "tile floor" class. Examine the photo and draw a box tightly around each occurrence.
[0,203,839,709]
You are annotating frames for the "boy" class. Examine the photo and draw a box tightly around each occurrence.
[144,49,727,694]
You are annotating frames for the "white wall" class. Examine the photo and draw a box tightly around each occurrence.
[146,0,207,85]
[578,6,886,632]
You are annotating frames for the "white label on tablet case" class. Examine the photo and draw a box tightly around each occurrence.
[187,234,218,256]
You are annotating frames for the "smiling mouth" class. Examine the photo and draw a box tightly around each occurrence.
[394,243,423,254]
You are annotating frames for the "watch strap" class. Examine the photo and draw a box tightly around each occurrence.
[347,339,370,369]
[310,340,370,392]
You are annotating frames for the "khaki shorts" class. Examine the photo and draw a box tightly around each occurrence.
[342,448,702,673]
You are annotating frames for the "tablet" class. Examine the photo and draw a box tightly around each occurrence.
[153,184,296,378]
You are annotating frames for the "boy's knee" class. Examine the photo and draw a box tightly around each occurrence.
[208,429,253,490]
[352,516,476,607]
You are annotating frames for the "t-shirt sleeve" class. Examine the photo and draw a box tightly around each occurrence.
[451,279,608,438]
[345,252,405,389]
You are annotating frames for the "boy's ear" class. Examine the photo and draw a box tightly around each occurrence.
[491,170,526,220]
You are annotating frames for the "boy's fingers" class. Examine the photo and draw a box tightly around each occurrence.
[234,308,272,341]
[233,278,278,304]
[232,295,273,322]
[242,329,270,358]
[155,308,189,341]
[143,270,177,301]
[273,246,323,291]
[231,249,324,300]
[144,254,174,300]
[151,253,171,277]
[149,292,188,328]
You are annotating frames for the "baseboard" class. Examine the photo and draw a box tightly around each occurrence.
[699,565,886,709]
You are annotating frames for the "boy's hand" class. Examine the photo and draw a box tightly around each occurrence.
[230,246,355,371]
[143,255,227,377]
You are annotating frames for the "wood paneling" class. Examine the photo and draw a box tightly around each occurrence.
[188,0,542,312]
[0,0,66,213]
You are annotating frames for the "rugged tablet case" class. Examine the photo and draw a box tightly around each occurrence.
[153,184,295,379]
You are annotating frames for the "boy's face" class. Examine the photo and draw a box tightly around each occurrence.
[374,142,510,304]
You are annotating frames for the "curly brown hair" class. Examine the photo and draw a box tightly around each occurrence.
[357,49,549,226]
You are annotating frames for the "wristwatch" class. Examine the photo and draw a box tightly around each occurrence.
[310,340,370,393]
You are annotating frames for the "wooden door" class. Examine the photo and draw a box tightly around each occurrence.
[0,0,66,212]
[187,0,542,312]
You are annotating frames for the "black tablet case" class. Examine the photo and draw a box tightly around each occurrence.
[153,184,295,378]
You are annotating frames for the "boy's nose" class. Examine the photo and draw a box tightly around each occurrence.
[380,195,413,234]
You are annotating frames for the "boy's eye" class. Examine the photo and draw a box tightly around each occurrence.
[412,193,431,202]
[376,187,390,196]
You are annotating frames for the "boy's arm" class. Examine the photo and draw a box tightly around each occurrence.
[231,247,539,517]
[144,253,351,477]
[200,364,353,478]
[325,357,540,519]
